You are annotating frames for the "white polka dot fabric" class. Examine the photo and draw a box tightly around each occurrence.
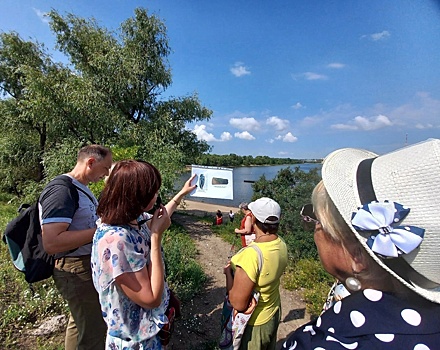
[282,289,440,349]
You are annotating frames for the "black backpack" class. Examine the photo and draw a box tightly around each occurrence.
[2,175,94,283]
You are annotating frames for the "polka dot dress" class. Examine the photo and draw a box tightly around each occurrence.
[281,289,440,349]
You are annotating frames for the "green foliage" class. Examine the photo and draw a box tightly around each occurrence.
[252,166,321,260]
[283,258,334,317]
[0,7,211,197]
[162,223,207,302]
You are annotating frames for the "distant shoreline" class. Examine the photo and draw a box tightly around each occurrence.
[184,161,322,171]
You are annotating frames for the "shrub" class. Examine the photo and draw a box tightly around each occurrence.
[162,223,207,301]
[283,258,334,317]
[252,166,321,260]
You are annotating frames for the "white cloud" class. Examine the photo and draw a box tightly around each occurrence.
[327,62,345,69]
[220,132,232,141]
[193,124,216,141]
[33,8,50,24]
[298,72,328,81]
[229,117,260,131]
[415,123,435,129]
[282,132,298,142]
[292,102,304,110]
[192,124,231,142]
[388,92,440,127]
[361,30,391,41]
[299,93,440,134]
[275,132,298,142]
[331,123,358,131]
[234,131,255,140]
[331,114,393,131]
[266,116,290,131]
[230,62,251,77]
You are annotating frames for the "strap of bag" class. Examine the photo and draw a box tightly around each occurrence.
[247,244,263,278]
[73,184,97,205]
[54,175,97,205]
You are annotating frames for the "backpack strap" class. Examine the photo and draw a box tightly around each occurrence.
[48,175,96,207]
[74,185,96,205]
[247,244,264,277]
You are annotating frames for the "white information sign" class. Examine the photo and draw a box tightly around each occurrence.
[190,165,233,200]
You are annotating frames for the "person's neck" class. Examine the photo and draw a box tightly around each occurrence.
[68,166,89,185]
[254,229,277,243]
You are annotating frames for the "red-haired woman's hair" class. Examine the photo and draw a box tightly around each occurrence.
[97,160,161,225]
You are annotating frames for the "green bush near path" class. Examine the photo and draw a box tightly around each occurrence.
[283,258,334,317]
[162,222,208,302]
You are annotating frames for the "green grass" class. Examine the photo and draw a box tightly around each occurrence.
[283,258,334,317]
[211,214,243,254]
[163,222,208,301]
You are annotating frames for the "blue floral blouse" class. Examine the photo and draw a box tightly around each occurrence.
[281,289,440,349]
[91,214,170,349]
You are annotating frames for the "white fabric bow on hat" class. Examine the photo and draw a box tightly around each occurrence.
[351,201,425,258]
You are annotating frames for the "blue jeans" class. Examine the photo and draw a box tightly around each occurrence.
[54,255,106,350]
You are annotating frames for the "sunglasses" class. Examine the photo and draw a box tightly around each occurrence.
[300,204,320,231]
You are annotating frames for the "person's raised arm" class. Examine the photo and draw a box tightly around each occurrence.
[165,174,197,216]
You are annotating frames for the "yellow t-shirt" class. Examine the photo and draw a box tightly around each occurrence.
[230,237,288,326]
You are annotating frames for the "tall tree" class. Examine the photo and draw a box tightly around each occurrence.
[0,8,211,197]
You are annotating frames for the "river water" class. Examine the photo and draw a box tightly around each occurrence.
[178,163,321,208]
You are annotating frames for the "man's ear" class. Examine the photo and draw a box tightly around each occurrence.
[86,157,96,168]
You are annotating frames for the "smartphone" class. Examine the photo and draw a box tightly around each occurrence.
[148,195,162,214]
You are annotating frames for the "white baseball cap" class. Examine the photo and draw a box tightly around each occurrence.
[248,197,281,224]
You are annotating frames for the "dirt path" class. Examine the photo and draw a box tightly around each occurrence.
[168,210,310,350]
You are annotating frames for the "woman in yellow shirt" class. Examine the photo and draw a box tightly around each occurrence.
[224,197,288,350]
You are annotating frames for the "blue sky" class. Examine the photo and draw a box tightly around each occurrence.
[1,1,440,159]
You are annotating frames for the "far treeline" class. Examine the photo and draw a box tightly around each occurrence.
[195,153,322,167]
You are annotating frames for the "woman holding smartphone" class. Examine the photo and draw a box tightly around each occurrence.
[91,160,195,349]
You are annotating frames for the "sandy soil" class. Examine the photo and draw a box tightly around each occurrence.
[168,201,310,350]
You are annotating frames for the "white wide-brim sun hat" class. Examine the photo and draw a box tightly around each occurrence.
[321,138,440,304]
